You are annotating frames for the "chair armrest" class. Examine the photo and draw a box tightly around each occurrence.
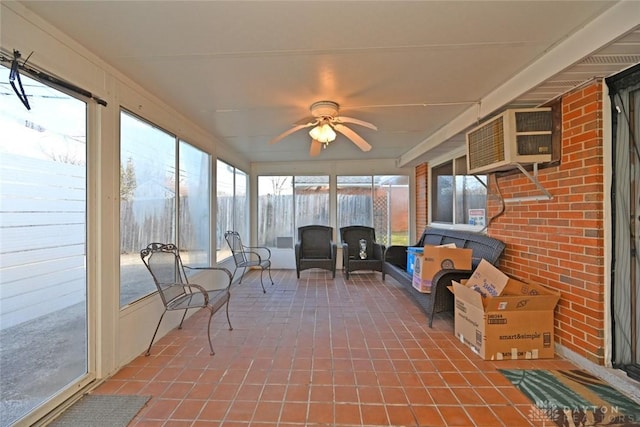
[184,265,233,278]
[243,249,264,263]
[161,280,214,305]
[373,243,385,260]
[342,242,350,266]
[384,245,409,267]
[243,245,272,260]
[184,266,233,290]
[431,268,474,287]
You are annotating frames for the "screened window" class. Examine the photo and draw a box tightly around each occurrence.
[294,176,330,228]
[257,176,294,247]
[375,175,410,246]
[234,168,248,242]
[337,176,373,229]
[257,175,330,248]
[257,174,409,248]
[337,175,409,246]
[431,156,487,226]
[178,141,211,267]
[216,160,248,261]
[257,175,331,248]
[120,111,211,306]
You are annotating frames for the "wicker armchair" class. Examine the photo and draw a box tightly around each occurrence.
[340,225,385,279]
[295,225,337,278]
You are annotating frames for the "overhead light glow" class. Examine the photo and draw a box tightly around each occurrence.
[309,123,336,143]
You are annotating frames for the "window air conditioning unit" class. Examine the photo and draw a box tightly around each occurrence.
[466,108,553,174]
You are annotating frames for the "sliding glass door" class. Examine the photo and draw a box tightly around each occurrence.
[0,66,89,425]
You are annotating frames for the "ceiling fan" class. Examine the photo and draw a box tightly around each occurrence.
[269,100,377,157]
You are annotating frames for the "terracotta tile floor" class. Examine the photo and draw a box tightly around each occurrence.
[93,269,580,426]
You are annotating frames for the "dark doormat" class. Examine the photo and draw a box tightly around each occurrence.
[49,394,150,426]
[500,369,640,426]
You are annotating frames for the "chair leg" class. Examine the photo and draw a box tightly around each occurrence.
[206,307,215,356]
[429,280,451,329]
[267,265,274,285]
[258,269,266,293]
[178,309,188,329]
[146,311,167,356]
[427,286,436,328]
[225,291,233,331]
[428,295,435,328]
[240,266,252,284]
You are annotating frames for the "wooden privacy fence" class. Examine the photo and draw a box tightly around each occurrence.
[120,197,212,254]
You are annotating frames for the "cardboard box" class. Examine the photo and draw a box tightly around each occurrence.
[451,260,560,360]
[406,247,424,275]
[465,258,509,297]
[412,245,472,293]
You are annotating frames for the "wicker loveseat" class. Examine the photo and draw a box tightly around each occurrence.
[383,227,506,327]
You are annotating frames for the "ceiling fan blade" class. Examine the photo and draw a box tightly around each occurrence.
[269,121,316,144]
[333,124,372,152]
[334,116,378,130]
[310,139,322,157]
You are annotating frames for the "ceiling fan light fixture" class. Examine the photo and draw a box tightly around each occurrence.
[270,100,375,155]
[309,123,336,144]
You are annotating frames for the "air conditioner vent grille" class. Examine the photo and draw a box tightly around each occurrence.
[515,110,552,132]
[467,116,505,170]
[517,134,552,156]
[466,108,553,174]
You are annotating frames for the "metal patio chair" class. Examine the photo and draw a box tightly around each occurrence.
[140,242,233,356]
[224,231,274,293]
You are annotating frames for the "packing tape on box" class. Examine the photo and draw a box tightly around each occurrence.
[490,348,540,360]
[458,333,480,355]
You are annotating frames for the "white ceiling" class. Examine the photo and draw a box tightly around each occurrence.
[16,1,640,166]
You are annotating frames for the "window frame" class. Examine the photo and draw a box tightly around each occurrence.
[256,175,332,248]
[256,173,410,248]
[216,159,249,262]
[429,154,488,232]
[0,62,94,425]
[119,109,212,306]
[337,174,410,246]
[294,175,331,230]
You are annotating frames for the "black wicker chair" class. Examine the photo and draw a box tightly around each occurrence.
[295,225,337,278]
[340,225,385,279]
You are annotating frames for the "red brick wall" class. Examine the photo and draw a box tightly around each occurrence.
[486,79,606,364]
[413,80,606,364]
